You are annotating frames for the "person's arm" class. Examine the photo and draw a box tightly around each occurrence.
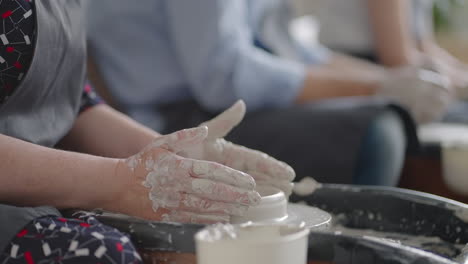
[366,0,419,67]
[295,51,392,103]
[0,133,119,210]
[295,64,379,103]
[165,0,445,110]
[166,0,397,106]
[0,123,259,223]
[58,104,159,158]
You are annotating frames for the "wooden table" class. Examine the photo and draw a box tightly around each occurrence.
[399,155,468,204]
[436,33,468,63]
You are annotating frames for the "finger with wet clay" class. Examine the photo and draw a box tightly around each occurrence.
[181,178,261,206]
[200,100,246,141]
[162,156,257,190]
[221,141,296,181]
[247,171,294,195]
[176,193,249,216]
[187,158,256,189]
[147,126,208,153]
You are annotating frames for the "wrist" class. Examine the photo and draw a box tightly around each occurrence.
[77,157,123,211]
[95,157,168,220]
[299,70,379,102]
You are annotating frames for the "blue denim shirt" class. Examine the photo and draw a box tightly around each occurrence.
[87,0,312,123]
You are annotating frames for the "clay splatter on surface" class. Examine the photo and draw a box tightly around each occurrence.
[455,208,468,223]
[454,244,468,263]
[329,213,466,260]
[293,176,321,196]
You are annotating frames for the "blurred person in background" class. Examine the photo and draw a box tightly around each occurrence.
[312,0,468,123]
[86,0,452,187]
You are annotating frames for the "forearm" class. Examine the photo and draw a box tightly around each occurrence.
[367,0,418,66]
[296,69,377,103]
[0,133,118,210]
[58,104,160,158]
[295,55,384,103]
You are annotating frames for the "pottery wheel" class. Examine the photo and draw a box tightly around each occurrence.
[285,203,332,230]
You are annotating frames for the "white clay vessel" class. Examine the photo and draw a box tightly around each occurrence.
[442,141,468,196]
[195,223,310,264]
[231,185,331,230]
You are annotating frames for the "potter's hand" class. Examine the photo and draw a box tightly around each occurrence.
[183,101,296,196]
[377,67,453,124]
[114,127,261,224]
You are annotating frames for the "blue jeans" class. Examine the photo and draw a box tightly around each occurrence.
[354,110,406,186]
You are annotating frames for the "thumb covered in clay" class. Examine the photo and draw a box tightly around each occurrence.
[200,100,246,140]
[147,126,208,153]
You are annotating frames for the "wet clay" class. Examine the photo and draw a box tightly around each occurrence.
[293,177,321,196]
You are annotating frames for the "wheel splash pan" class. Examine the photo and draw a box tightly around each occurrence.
[75,184,467,264]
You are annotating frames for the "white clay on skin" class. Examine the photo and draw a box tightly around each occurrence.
[192,179,215,194]
[145,158,155,172]
[127,144,259,223]
[192,158,255,189]
[126,155,140,171]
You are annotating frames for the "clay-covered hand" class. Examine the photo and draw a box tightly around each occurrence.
[182,101,296,196]
[114,127,261,224]
[377,66,453,124]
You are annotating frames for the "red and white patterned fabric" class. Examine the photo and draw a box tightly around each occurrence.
[0,0,103,112]
[80,83,104,113]
[0,216,142,264]
[0,0,35,104]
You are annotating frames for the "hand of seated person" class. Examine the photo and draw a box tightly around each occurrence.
[108,126,261,224]
[377,66,454,124]
[420,50,468,100]
[183,101,296,196]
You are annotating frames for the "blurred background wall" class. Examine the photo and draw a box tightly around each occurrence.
[433,0,468,62]
[291,0,468,62]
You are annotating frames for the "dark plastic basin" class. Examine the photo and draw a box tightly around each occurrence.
[74,185,467,264]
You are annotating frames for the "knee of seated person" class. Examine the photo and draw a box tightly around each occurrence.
[354,109,407,186]
[72,223,142,263]
[25,216,143,264]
